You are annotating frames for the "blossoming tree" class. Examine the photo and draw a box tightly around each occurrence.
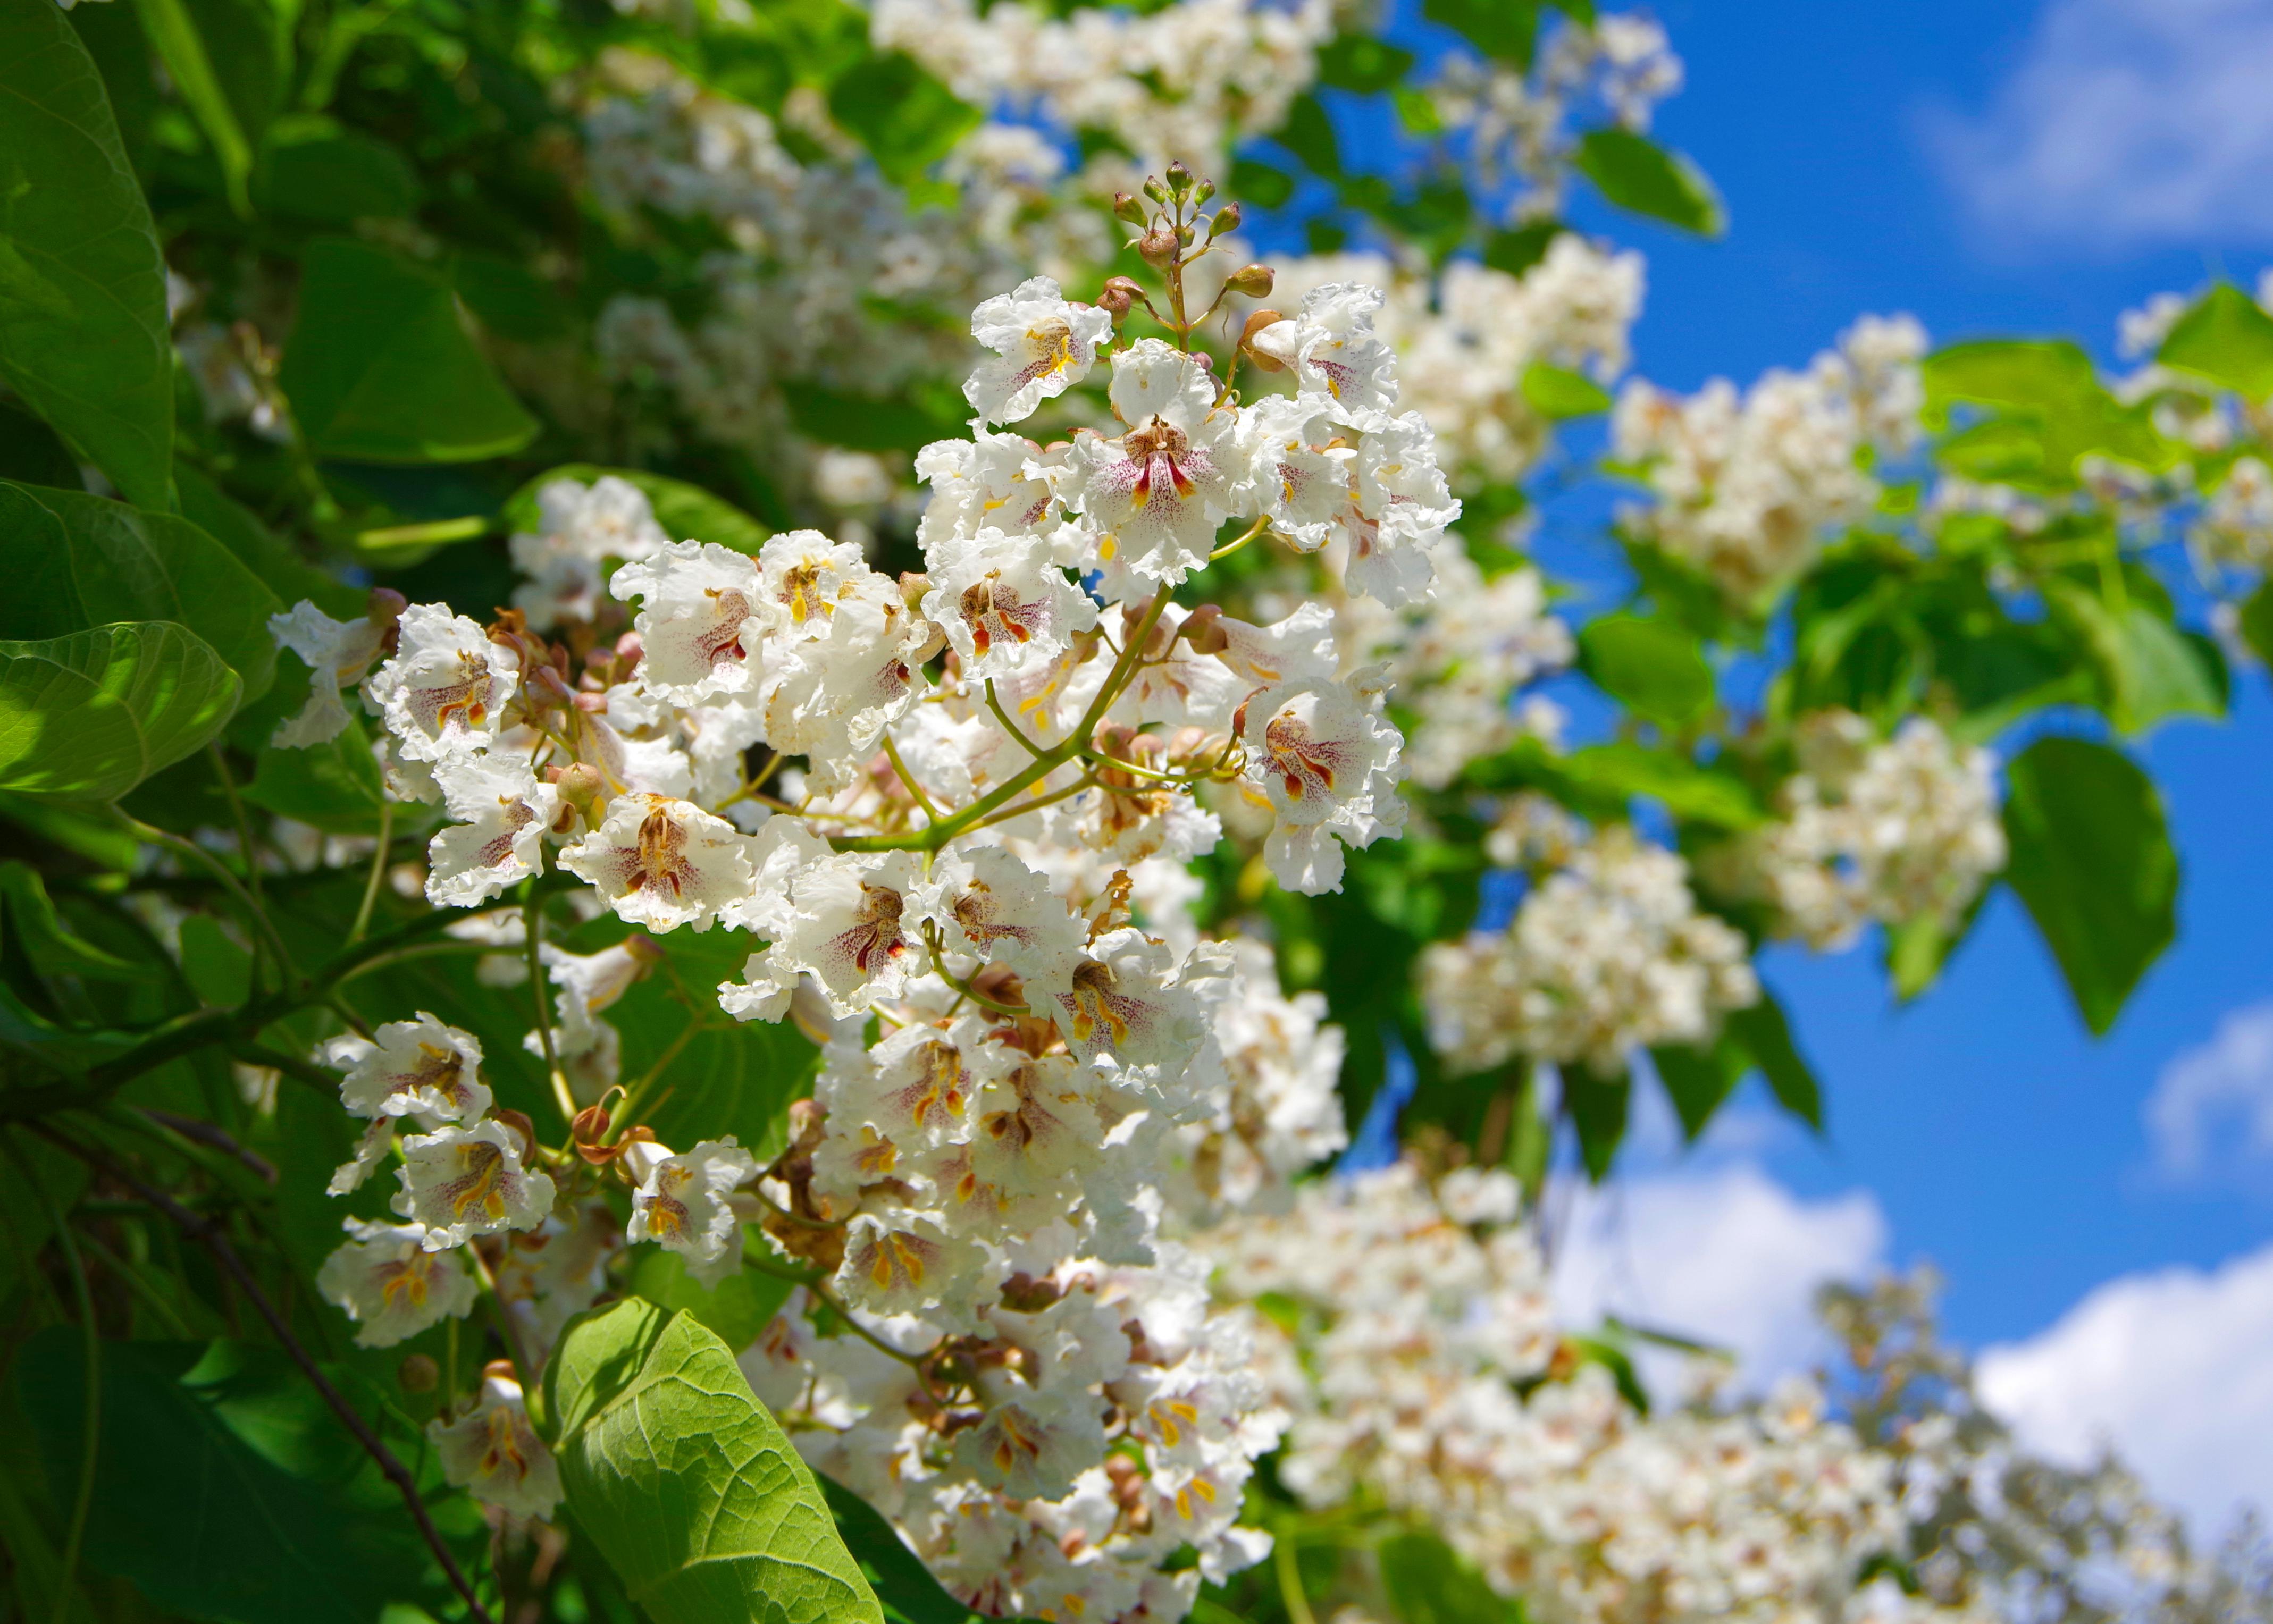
[1,0,2264,1621]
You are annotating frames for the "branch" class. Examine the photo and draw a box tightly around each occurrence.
[30,1124,499,1624]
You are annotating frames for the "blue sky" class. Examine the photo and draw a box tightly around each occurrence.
[1327,0,2273,1528]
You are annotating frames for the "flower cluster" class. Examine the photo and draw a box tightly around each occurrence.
[1613,316,1927,603]
[1206,1162,1911,1624]
[1419,797,1758,1076]
[1708,713,2006,953]
[272,211,1453,1615]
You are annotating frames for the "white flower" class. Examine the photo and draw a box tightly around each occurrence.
[393,1118,558,1249]
[624,1137,757,1288]
[1253,282,1400,422]
[430,1365,563,1520]
[1235,393,1354,549]
[510,475,668,630]
[755,531,873,641]
[965,275,1113,426]
[953,1390,1106,1502]
[729,850,925,1019]
[1069,340,1247,588]
[266,596,398,747]
[324,1013,490,1123]
[1045,928,1211,1080]
[1240,668,1407,895]
[611,540,765,702]
[911,844,1086,987]
[559,794,756,932]
[921,527,1097,679]
[835,1210,991,1319]
[315,1218,479,1348]
[427,756,560,907]
[761,571,933,793]
[916,430,1068,553]
[366,605,517,762]
[1343,411,1456,607]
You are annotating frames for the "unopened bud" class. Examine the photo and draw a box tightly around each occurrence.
[493,1108,538,1160]
[1097,276,1142,319]
[1192,350,1214,371]
[549,761,608,829]
[1239,308,1288,370]
[1142,175,1169,205]
[1208,203,1243,240]
[899,571,931,617]
[1224,262,1273,297]
[397,1353,439,1393]
[368,587,408,627]
[1164,159,1192,198]
[570,687,607,713]
[1137,227,1178,270]
[1179,603,1228,653]
[1194,176,1217,205]
[1112,191,1148,227]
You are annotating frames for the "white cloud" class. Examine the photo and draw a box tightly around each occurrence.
[1551,1161,1889,1392]
[1977,1242,2273,1533]
[2143,999,2273,1182]
[1924,0,2273,248]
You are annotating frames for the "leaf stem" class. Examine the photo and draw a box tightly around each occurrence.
[349,795,395,945]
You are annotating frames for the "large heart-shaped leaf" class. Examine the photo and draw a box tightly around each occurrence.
[280,236,539,464]
[0,621,241,802]
[0,0,174,508]
[546,1299,882,1624]
[0,479,281,698]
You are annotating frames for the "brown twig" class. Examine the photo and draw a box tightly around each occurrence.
[139,1109,278,1184]
[30,1124,499,1624]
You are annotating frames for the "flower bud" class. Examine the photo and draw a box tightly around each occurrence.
[1097,276,1142,319]
[1164,159,1192,198]
[548,761,607,831]
[1142,175,1169,205]
[1208,203,1243,239]
[1224,261,1273,297]
[1194,176,1217,205]
[1137,226,1179,270]
[1179,603,1228,653]
[397,1353,439,1393]
[1112,191,1148,227]
[493,1107,539,1160]
[1239,308,1288,370]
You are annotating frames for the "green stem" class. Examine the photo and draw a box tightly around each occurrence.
[348,795,395,945]
[123,817,294,990]
[521,886,577,1129]
[6,1134,98,1624]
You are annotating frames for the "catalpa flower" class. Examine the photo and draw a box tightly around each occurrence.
[1236,394,1354,550]
[1240,668,1407,895]
[623,1137,756,1288]
[427,756,560,907]
[911,845,1086,986]
[762,572,933,794]
[953,1389,1107,1502]
[510,475,668,631]
[921,528,1097,680]
[611,540,764,702]
[560,794,755,932]
[1253,282,1400,422]
[325,1013,490,1123]
[266,593,403,748]
[1069,341,1247,590]
[965,275,1114,426]
[728,850,925,1019]
[757,531,870,641]
[395,1118,558,1249]
[916,430,1069,553]
[365,604,517,762]
[1045,928,1212,1080]
[315,1217,479,1348]
[1345,411,1458,608]
[430,1364,563,1520]
[835,1210,989,1321]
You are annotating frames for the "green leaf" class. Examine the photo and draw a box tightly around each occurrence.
[2240,580,2273,668]
[1520,360,1613,420]
[0,479,281,697]
[786,383,968,457]
[1922,340,2173,487]
[0,0,174,508]
[280,236,539,464]
[1573,129,1722,235]
[0,622,241,803]
[1562,740,1763,828]
[16,1333,439,1624]
[1567,1064,1630,1181]
[1725,993,1821,1131]
[826,52,980,186]
[2045,580,2224,735]
[242,712,388,834]
[1650,1033,1746,1142]
[0,861,153,980]
[546,1299,883,1624]
[818,1474,999,1624]
[505,465,771,557]
[1576,612,1713,726]
[128,0,255,214]
[2157,282,2273,401]
[178,912,253,1007]
[2002,736,2178,1035]
[257,125,418,225]
[1483,220,1564,276]
[628,1246,794,1353]
[452,251,573,343]
[1315,32,1415,93]
[1277,92,1341,178]
[1378,1529,1522,1624]
[1421,0,1541,65]
[1229,156,1296,210]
